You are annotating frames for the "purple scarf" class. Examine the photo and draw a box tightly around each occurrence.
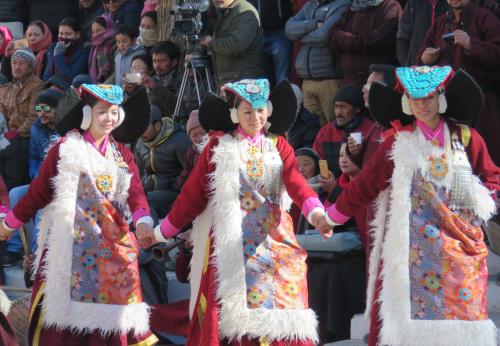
[89,16,116,82]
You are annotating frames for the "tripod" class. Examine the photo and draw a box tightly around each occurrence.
[173,43,214,120]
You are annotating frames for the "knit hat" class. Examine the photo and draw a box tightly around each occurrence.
[44,73,72,91]
[186,110,200,134]
[11,48,36,68]
[333,85,364,109]
[36,89,64,107]
[149,104,162,123]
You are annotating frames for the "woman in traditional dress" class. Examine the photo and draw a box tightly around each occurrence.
[324,66,500,346]
[0,84,159,345]
[140,79,330,345]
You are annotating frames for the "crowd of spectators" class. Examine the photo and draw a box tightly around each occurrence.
[0,0,498,343]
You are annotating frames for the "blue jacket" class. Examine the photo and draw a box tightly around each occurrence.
[285,0,350,79]
[105,0,142,29]
[114,44,145,86]
[43,42,91,82]
[29,119,60,179]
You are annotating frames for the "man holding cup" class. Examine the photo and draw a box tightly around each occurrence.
[313,84,383,194]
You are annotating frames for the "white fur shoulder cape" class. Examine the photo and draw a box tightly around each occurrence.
[365,129,497,346]
[35,132,150,336]
[188,133,319,343]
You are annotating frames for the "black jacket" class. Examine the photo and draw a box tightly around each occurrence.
[134,119,191,192]
[247,0,293,32]
[396,0,449,66]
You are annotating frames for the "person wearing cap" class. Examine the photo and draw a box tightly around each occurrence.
[4,88,64,265]
[177,110,208,188]
[313,84,382,196]
[0,84,158,345]
[324,66,500,346]
[134,103,190,224]
[137,78,331,345]
[0,48,43,138]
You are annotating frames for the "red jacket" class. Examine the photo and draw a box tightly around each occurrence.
[329,0,402,85]
[417,3,500,87]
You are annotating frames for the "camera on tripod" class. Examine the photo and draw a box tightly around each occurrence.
[171,0,209,39]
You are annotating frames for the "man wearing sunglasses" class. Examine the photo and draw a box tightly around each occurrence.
[4,88,63,268]
[103,0,142,30]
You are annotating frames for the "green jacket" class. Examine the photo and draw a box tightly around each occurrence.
[208,0,265,86]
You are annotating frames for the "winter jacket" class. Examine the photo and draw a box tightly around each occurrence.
[247,0,294,32]
[113,44,145,86]
[396,0,449,66]
[208,0,265,86]
[43,42,91,82]
[0,76,43,138]
[134,118,191,192]
[104,0,142,30]
[28,118,60,179]
[26,0,79,37]
[285,0,350,79]
[329,0,402,85]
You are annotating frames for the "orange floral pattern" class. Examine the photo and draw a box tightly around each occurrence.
[409,172,488,321]
[70,173,142,306]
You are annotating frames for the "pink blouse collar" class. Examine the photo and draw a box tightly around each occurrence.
[416,118,445,147]
[83,131,110,156]
[237,126,264,145]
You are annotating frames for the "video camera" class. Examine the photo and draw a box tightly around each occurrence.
[171,0,209,39]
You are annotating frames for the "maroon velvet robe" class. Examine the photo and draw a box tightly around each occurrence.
[334,121,499,345]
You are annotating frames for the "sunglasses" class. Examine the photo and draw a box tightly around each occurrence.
[35,105,53,113]
[103,0,119,3]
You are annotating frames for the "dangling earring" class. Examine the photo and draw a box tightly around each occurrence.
[438,93,448,114]
[81,105,92,130]
[267,100,273,116]
[230,108,239,123]
[401,94,412,115]
[117,107,125,126]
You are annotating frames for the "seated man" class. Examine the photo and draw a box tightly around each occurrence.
[140,41,180,117]
[0,49,44,192]
[313,85,382,189]
[5,88,62,266]
[134,104,191,223]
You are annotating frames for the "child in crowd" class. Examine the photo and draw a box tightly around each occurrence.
[110,24,144,86]
[89,15,116,82]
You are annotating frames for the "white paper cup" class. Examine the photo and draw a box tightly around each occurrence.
[350,132,363,145]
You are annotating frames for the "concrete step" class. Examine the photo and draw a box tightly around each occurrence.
[326,340,366,346]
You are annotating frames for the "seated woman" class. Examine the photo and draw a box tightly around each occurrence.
[298,142,366,344]
[123,53,153,97]
[291,147,326,234]
[1,20,52,80]
[43,17,90,82]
